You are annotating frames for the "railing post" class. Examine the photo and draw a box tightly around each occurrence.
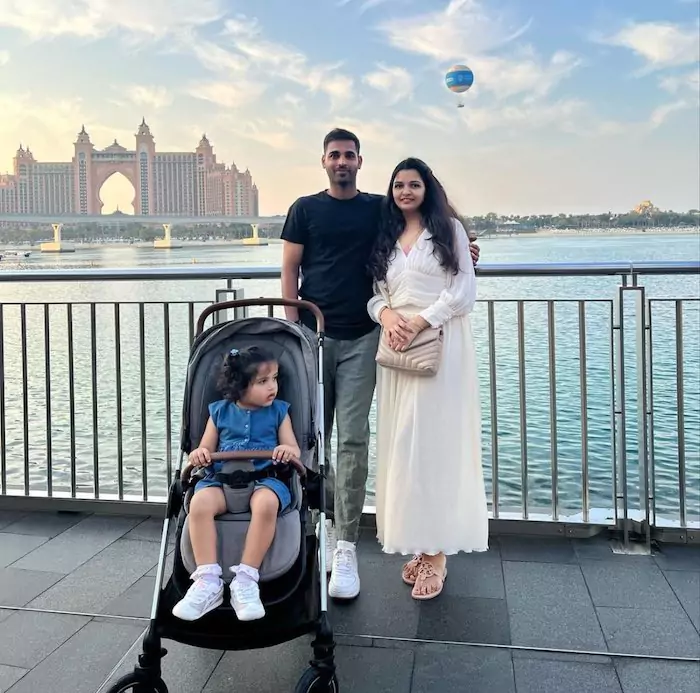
[612,270,653,554]
[213,282,246,325]
[612,279,629,547]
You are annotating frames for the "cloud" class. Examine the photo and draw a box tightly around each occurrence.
[182,14,355,111]
[188,81,268,109]
[461,98,586,133]
[649,100,691,128]
[600,21,700,71]
[363,63,414,103]
[0,0,224,40]
[376,0,532,61]
[338,0,397,13]
[660,69,700,95]
[124,85,172,110]
[471,48,581,100]
[216,115,298,151]
[0,50,9,66]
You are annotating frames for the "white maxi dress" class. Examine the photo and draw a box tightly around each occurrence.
[367,218,489,556]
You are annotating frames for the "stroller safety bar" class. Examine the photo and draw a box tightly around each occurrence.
[210,450,306,477]
[195,297,325,337]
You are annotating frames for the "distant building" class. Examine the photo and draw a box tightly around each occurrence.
[1,120,259,217]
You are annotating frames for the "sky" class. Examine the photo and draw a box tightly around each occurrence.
[0,0,698,216]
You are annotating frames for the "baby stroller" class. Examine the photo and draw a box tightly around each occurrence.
[104,298,338,692]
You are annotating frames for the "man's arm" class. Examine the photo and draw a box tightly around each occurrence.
[281,241,304,322]
[279,199,308,322]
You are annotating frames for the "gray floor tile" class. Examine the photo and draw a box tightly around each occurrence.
[499,536,576,563]
[0,610,89,669]
[653,544,700,572]
[441,554,505,599]
[122,517,173,543]
[329,557,421,639]
[615,658,700,693]
[573,537,654,564]
[0,567,64,606]
[104,630,223,693]
[0,511,88,538]
[0,664,27,692]
[664,570,700,631]
[503,560,591,605]
[509,599,608,651]
[335,644,413,693]
[10,514,141,574]
[0,534,49,569]
[145,547,175,577]
[581,561,681,610]
[597,606,700,657]
[0,512,27,532]
[416,594,510,645]
[513,656,622,693]
[27,538,159,612]
[5,619,145,693]
[101,575,156,618]
[411,643,515,693]
[203,635,311,693]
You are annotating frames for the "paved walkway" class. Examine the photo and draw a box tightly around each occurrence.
[0,509,698,692]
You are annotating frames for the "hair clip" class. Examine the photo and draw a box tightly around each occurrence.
[229,348,239,356]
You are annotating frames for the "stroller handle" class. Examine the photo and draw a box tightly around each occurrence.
[195,298,324,336]
[210,449,306,477]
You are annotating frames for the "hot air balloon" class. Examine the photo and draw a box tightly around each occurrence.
[445,64,474,108]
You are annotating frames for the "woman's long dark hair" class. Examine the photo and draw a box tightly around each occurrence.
[368,158,464,282]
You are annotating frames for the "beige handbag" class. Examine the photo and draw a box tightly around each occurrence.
[375,296,444,376]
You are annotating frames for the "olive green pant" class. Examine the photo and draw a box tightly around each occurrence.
[322,326,380,544]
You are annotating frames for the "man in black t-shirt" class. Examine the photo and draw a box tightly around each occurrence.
[280,128,479,600]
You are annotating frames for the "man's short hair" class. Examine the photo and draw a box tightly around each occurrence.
[323,128,361,154]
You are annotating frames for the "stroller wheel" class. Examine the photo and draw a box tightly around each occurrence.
[294,666,339,693]
[107,671,169,693]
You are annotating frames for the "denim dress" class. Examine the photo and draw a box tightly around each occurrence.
[194,398,292,512]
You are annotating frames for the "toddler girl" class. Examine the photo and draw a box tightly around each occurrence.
[172,345,300,622]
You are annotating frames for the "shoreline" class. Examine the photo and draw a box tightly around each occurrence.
[1,227,698,252]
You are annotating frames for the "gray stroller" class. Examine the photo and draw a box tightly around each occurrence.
[104,298,338,692]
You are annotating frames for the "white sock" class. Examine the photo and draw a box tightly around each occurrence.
[231,563,259,586]
[192,563,222,585]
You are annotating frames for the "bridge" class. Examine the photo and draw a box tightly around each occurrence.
[0,262,698,692]
[0,214,285,251]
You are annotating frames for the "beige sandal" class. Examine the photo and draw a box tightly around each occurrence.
[411,560,447,600]
[401,555,424,586]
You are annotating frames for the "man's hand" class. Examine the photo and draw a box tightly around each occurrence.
[469,240,480,266]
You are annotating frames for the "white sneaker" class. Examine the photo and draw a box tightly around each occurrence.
[231,579,265,621]
[316,518,337,574]
[172,577,223,621]
[328,540,360,600]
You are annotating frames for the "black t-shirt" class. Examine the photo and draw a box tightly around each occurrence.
[281,190,383,340]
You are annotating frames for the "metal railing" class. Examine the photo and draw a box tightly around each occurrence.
[0,261,698,544]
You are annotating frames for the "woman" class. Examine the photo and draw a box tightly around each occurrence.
[367,158,489,600]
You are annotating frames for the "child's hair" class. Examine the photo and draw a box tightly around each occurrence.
[218,345,277,402]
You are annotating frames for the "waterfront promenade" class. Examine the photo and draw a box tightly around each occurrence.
[0,509,698,693]
[1,252,699,691]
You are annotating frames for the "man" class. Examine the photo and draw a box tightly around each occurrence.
[280,128,480,600]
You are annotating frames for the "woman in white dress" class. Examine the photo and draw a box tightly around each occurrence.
[367,158,489,600]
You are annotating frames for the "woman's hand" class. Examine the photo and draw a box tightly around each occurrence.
[380,308,412,350]
[188,447,211,467]
[272,444,300,464]
[394,315,430,351]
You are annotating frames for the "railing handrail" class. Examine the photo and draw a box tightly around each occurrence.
[0,260,698,283]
